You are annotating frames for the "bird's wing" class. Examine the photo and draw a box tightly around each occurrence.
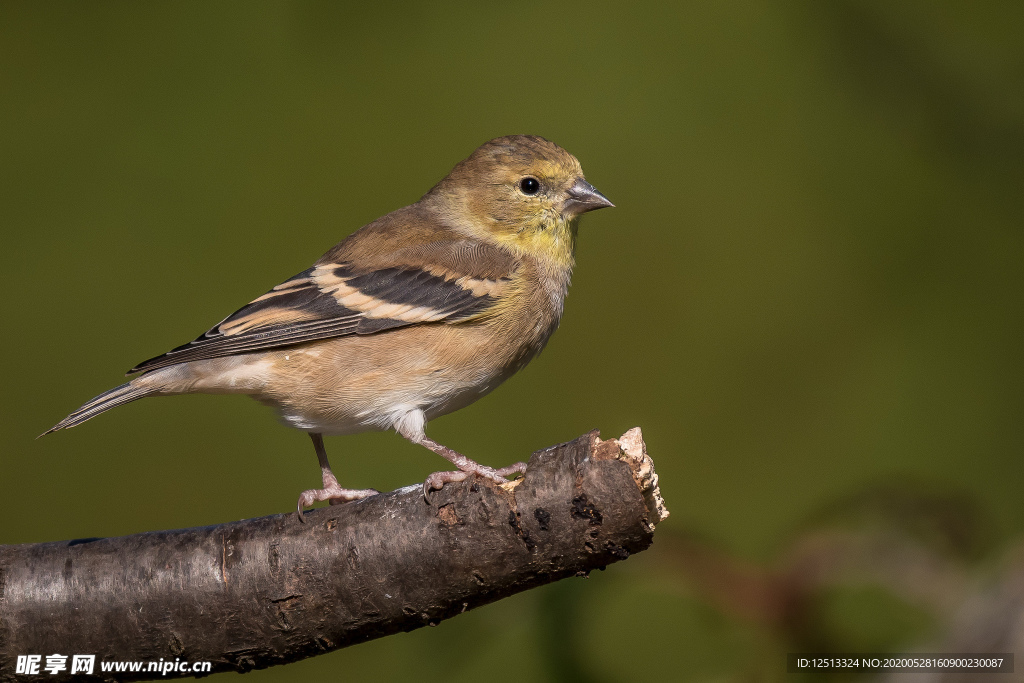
[128,239,518,374]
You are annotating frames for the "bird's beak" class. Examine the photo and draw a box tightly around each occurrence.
[564,178,614,216]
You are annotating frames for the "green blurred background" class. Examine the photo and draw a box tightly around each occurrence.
[2,1,1022,681]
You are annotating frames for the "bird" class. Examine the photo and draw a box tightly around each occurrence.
[43,135,614,519]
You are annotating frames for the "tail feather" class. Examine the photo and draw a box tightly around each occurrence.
[41,382,153,437]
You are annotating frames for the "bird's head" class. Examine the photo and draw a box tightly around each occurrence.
[424,135,613,265]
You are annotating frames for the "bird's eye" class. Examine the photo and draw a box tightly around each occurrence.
[519,177,540,195]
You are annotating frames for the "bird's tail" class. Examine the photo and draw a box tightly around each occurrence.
[41,381,155,437]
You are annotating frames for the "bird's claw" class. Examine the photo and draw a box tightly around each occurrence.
[421,461,529,503]
[494,461,528,478]
[422,470,470,502]
[294,486,379,521]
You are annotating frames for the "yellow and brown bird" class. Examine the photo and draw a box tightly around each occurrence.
[44,135,613,518]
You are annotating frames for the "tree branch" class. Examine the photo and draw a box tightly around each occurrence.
[0,428,668,681]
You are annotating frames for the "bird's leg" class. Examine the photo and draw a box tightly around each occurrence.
[393,410,526,500]
[413,434,527,500]
[296,433,378,522]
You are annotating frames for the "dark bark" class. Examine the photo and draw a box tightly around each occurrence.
[0,429,667,681]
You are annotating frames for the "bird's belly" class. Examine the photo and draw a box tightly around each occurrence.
[276,373,506,436]
[264,371,493,435]
[248,322,550,436]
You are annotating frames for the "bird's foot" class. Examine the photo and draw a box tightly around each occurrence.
[422,460,527,502]
[296,485,379,522]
